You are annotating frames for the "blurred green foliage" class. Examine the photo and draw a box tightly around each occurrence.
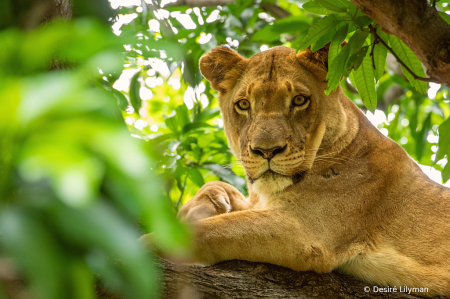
[1,0,450,298]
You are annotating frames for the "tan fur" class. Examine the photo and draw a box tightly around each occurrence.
[147,46,450,296]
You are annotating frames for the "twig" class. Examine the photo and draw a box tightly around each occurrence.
[369,38,379,69]
[368,25,437,83]
[176,175,188,210]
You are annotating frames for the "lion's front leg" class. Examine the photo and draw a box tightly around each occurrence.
[177,181,250,222]
[190,209,335,273]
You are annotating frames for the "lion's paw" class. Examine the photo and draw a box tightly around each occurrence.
[177,181,236,222]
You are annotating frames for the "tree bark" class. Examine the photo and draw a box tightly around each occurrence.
[350,0,450,87]
[152,257,448,299]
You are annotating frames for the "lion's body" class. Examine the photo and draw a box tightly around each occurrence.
[175,46,450,296]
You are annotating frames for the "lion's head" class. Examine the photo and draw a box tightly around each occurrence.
[200,45,358,196]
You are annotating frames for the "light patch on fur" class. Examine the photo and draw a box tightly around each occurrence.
[252,172,293,197]
[213,195,232,213]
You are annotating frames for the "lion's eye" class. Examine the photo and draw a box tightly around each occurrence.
[292,95,309,107]
[236,99,250,110]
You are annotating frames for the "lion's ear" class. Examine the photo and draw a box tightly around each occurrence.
[296,43,330,81]
[200,46,247,92]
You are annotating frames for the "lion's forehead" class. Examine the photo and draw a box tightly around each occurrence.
[245,47,300,80]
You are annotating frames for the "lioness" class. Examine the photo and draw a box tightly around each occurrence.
[170,45,450,296]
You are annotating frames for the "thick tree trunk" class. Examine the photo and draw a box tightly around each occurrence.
[350,0,450,86]
[152,257,448,299]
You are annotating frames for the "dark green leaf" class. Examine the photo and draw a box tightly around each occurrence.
[415,113,432,162]
[203,164,247,194]
[129,71,142,113]
[346,45,369,71]
[188,168,205,187]
[113,89,128,110]
[298,15,344,51]
[311,25,338,52]
[372,29,388,81]
[438,117,450,160]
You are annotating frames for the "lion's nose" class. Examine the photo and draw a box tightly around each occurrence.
[250,145,287,160]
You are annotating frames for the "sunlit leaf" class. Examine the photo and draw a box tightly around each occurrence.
[352,54,377,112]
[326,43,350,93]
[302,1,329,15]
[315,0,347,12]
[443,162,450,183]
[388,35,427,95]
[328,23,348,66]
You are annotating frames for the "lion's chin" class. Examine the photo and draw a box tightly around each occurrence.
[250,170,294,196]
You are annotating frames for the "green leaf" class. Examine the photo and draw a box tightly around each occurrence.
[302,1,329,15]
[388,35,427,95]
[346,45,369,71]
[438,11,450,25]
[188,168,205,187]
[315,0,347,12]
[443,162,450,183]
[372,29,388,81]
[311,25,338,52]
[347,30,369,54]
[438,117,450,160]
[176,105,191,128]
[165,116,179,133]
[129,71,142,113]
[353,16,372,29]
[182,122,215,134]
[194,107,220,122]
[352,54,377,112]
[203,164,247,194]
[326,43,350,93]
[415,113,432,162]
[113,89,128,110]
[328,23,348,66]
[298,15,344,50]
[325,30,367,93]
[251,16,310,42]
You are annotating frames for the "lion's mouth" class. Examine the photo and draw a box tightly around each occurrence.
[248,169,308,184]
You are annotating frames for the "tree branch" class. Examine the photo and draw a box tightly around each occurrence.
[260,3,291,19]
[148,258,446,298]
[350,0,450,87]
[164,0,234,8]
[163,0,291,20]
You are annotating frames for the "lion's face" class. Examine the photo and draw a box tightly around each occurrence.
[200,46,344,195]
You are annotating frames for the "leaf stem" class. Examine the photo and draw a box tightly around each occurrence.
[176,175,188,210]
[368,25,436,83]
